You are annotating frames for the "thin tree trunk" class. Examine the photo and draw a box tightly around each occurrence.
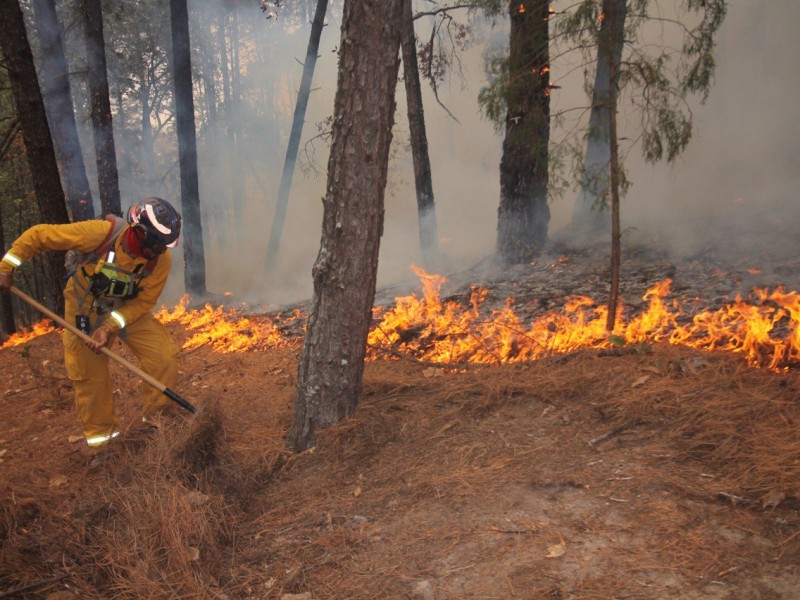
[139,83,156,191]
[0,202,16,338]
[0,119,22,161]
[0,0,70,316]
[229,9,245,248]
[605,4,622,333]
[170,0,207,297]
[265,0,328,274]
[83,0,122,217]
[31,0,95,221]
[289,0,404,452]
[496,0,550,263]
[401,0,438,266]
[199,9,223,249]
[216,7,234,246]
[570,0,627,239]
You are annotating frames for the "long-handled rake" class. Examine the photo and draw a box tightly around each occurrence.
[9,285,200,414]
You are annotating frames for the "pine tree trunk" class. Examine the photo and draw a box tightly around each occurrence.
[0,203,16,339]
[605,3,622,333]
[0,0,69,316]
[170,0,207,297]
[266,0,329,273]
[401,0,438,266]
[83,0,121,217]
[31,0,95,221]
[496,0,550,263]
[289,0,404,452]
[570,0,627,240]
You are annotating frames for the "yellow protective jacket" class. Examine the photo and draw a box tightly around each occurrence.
[0,219,172,332]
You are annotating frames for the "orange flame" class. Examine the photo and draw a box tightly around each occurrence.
[156,295,293,353]
[368,267,800,370]
[0,319,57,349]
[518,4,526,14]
[5,268,800,372]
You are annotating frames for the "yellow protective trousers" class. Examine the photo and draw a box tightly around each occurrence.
[62,312,179,446]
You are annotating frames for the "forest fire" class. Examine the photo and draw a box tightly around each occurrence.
[3,269,800,371]
[367,267,800,370]
[155,296,290,353]
[0,319,57,348]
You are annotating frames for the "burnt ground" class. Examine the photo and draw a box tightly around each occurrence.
[1,239,800,600]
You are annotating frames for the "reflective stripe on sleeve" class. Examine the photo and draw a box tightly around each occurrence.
[110,311,126,329]
[86,431,120,446]
[2,252,22,268]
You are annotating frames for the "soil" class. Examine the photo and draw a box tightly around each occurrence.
[1,243,800,600]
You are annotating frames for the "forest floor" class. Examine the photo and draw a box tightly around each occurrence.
[1,235,800,600]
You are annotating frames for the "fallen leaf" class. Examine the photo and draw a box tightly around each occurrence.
[186,546,200,561]
[631,375,650,388]
[353,486,362,497]
[184,491,209,506]
[68,435,84,444]
[545,541,566,558]
[762,488,786,509]
[49,475,68,488]
[436,421,460,435]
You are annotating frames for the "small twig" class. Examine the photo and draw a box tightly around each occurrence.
[588,421,638,447]
[0,572,72,598]
[717,491,749,506]
[2,383,55,398]
[489,527,537,534]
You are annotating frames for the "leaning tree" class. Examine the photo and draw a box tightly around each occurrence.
[289,0,405,452]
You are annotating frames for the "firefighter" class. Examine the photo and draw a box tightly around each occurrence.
[0,197,182,454]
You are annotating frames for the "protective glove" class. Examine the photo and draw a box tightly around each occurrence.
[0,272,13,291]
[86,326,111,354]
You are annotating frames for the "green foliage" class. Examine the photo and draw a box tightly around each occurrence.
[556,0,727,166]
[607,333,626,347]
[683,0,727,100]
[477,54,509,134]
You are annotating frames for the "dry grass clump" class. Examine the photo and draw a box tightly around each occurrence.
[580,347,800,503]
[83,398,279,598]
[63,402,235,598]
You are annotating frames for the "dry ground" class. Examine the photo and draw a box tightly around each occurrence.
[1,250,800,599]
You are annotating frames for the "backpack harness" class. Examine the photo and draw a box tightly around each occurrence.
[67,214,157,334]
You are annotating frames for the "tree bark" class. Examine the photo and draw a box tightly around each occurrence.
[31,0,95,221]
[570,0,627,240]
[496,0,551,263]
[83,0,122,217]
[289,0,404,452]
[401,0,438,266]
[266,0,328,274]
[170,0,207,297]
[0,203,16,339]
[605,2,623,332]
[0,0,70,315]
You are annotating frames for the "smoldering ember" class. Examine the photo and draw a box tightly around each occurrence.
[1,1,800,599]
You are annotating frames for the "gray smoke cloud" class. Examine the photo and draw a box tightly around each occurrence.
[41,1,797,308]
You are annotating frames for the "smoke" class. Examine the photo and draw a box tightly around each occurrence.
[31,0,798,309]
[617,2,800,269]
